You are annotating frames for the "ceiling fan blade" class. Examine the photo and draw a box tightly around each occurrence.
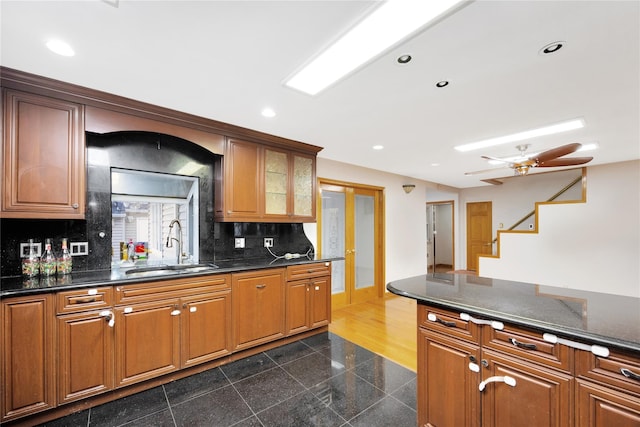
[481,155,510,163]
[537,157,593,167]
[465,166,508,176]
[534,143,581,163]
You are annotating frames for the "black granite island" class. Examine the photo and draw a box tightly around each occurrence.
[387,273,640,427]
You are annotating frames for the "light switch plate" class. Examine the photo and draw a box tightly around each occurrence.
[20,242,42,258]
[70,241,89,256]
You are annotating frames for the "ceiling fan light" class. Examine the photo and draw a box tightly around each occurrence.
[514,165,530,176]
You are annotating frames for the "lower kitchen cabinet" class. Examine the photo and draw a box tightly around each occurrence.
[232,268,285,350]
[285,276,330,335]
[418,328,481,427]
[481,349,573,427]
[115,298,181,387]
[576,380,640,426]
[1,293,56,422]
[181,290,232,367]
[57,310,115,404]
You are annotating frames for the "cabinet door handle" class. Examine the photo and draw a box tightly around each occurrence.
[72,203,79,209]
[621,368,640,381]
[256,284,266,289]
[99,310,115,328]
[479,375,516,392]
[427,312,456,327]
[509,338,537,351]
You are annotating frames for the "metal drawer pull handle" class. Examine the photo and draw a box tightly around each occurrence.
[99,310,115,328]
[509,338,537,350]
[427,313,456,327]
[460,312,504,330]
[74,297,97,303]
[542,333,610,357]
[621,368,640,381]
[479,375,516,392]
[256,284,266,289]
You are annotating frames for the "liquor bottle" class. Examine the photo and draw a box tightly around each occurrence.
[21,238,40,277]
[57,238,72,275]
[41,238,57,276]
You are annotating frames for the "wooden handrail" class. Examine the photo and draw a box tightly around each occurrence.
[492,175,582,244]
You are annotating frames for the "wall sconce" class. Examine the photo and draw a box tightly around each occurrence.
[402,184,416,194]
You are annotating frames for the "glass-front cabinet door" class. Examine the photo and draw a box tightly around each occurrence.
[292,154,314,218]
[264,149,288,216]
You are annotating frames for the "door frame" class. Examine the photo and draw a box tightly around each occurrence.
[316,178,385,308]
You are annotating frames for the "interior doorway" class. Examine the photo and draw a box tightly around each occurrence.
[466,201,492,271]
[426,201,454,273]
[317,179,385,310]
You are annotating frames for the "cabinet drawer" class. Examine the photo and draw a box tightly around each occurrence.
[115,274,230,305]
[287,262,331,281]
[418,304,480,344]
[483,324,571,372]
[577,348,640,396]
[56,287,113,314]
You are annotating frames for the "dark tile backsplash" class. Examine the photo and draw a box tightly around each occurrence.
[0,131,313,277]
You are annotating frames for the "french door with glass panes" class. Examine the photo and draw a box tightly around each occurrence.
[318,181,384,309]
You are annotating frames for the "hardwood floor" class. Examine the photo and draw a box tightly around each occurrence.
[329,294,417,372]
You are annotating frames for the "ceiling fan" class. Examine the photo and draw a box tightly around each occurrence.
[465,143,593,177]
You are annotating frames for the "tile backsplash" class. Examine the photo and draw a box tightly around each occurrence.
[0,131,313,277]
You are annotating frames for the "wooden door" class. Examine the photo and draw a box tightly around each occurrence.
[2,89,85,219]
[481,350,572,427]
[309,276,330,328]
[232,269,285,350]
[115,299,181,387]
[1,294,56,422]
[219,139,262,220]
[576,380,640,426]
[181,291,232,368]
[418,329,480,427]
[57,310,114,403]
[318,180,384,309]
[467,201,492,271]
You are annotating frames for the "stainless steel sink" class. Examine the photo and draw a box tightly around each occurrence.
[124,263,219,278]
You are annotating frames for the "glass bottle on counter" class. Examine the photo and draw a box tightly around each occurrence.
[41,238,57,277]
[21,238,40,277]
[57,238,72,275]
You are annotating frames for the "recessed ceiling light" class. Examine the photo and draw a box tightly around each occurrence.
[261,107,276,118]
[435,80,449,88]
[46,39,75,57]
[284,0,464,95]
[373,145,384,150]
[431,163,440,167]
[539,41,565,55]
[454,118,585,152]
[397,54,412,64]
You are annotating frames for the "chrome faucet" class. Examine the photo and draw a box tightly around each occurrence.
[165,219,183,264]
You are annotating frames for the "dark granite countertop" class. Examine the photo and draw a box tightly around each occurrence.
[0,257,336,297]
[387,273,640,354]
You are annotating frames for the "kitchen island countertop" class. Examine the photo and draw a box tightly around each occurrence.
[387,273,640,354]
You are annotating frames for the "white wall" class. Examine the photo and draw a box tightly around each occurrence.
[479,160,640,297]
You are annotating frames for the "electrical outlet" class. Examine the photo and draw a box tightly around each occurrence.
[264,238,274,248]
[20,242,42,258]
[70,241,89,256]
[234,238,245,249]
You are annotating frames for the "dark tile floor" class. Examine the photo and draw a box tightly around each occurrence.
[40,333,417,427]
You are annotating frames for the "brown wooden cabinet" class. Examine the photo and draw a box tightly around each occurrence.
[56,287,115,404]
[285,262,331,335]
[1,293,56,422]
[215,138,316,222]
[114,275,232,387]
[232,268,285,350]
[1,89,85,219]
[416,303,640,427]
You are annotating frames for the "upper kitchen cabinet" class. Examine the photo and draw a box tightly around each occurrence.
[1,89,85,219]
[215,139,317,222]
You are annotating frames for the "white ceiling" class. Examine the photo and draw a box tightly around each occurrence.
[1,0,638,188]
